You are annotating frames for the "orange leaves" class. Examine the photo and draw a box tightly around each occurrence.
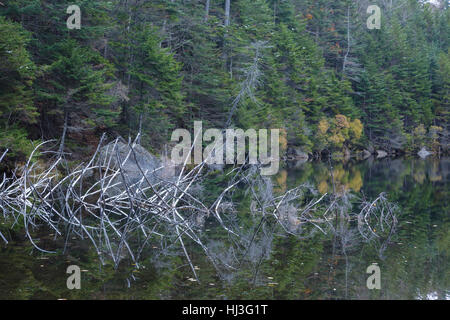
[330,42,342,54]
[335,114,350,129]
[316,115,364,150]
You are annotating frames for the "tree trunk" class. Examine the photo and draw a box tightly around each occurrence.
[59,109,69,156]
[137,113,143,144]
[342,6,350,74]
[204,0,211,22]
[126,6,134,88]
[223,0,231,70]
[224,0,230,26]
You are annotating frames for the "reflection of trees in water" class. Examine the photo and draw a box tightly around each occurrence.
[286,161,364,195]
[286,157,449,201]
[325,192,398,298]
[3,139,445,298]
[204,168,399,291]
[1,143,446,299]
[0,140,325,286]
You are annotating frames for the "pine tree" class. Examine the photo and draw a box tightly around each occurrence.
[0,16,37,158]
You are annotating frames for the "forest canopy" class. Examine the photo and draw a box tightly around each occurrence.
[0,0,448,163]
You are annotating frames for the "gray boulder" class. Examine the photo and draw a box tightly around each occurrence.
[376,150,388,159]
[418,147,433,159]
[362,149,372,159]
[288,147,309,160]
[98,140,174,195]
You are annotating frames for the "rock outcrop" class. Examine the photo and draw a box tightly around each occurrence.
[418,147,433,159]
[287,147,309,161]
[376,150,388,159]
[98,140,175,195]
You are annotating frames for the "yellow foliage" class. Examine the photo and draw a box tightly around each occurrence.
[429,126,443,133]
[349,119,363,141]
[413,124,426,137]
[347,170,363,192]
[332,167,346,182]
[318,119,329,135]
[429,175,442,182]
[318,180,329,194]
[329,132,345,146]
[275,170,287,193]
[317,116,363,150]
[334,114,350,129]
[414,172,426,184]
[279,128,288,153]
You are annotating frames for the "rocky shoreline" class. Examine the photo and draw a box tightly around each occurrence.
[285,145,446,162]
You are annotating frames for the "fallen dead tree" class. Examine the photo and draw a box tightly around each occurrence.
[0,136,398,281]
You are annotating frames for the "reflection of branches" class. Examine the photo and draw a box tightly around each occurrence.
[357,192,398,259]
[215,168,399,284]
[0,138,399,283]
[319,191,399,298]
[0,136,231,281]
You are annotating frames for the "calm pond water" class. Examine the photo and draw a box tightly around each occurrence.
[0,157,448,300]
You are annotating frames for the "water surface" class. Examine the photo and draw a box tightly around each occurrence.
[0,157,448,300]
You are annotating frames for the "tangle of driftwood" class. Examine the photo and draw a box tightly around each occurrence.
[0,136,398,281]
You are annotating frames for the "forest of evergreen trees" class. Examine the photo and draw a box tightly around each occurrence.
[0,0,448,165]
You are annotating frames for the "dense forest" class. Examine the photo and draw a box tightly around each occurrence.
[0,0,448,165]
[0,1,448,301]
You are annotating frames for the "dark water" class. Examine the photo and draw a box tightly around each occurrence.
[0,157,448,300]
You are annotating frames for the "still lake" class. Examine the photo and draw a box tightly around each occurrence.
[0,156,448,300]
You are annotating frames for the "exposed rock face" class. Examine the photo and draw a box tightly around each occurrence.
[362,149,372,159]
[98,141,175,195]
[343,147,351,160]
[418,147,433,159]
[376,150,388,158]
[287,147,309,160]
